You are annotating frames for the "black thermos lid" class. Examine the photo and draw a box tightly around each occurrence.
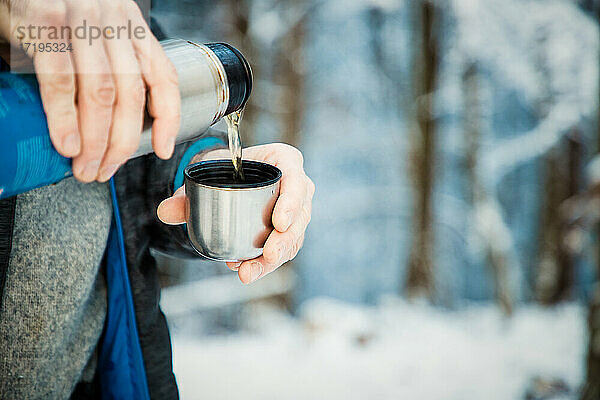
[205,43,253,115]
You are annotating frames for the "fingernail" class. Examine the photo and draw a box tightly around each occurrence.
[231,262,242,270]
[79,160,101,181]
[247,261,263,284]
[97,163,120,182]
[62,134,80,156]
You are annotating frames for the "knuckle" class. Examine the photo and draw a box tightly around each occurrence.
[88,77,116,108]
[78,1,101,20]
[121,79,146,107]
[134,39,152,64]
[110,0,127,15]
[46,108,76,130]
[294,147,304,164]
[125,0,144,17]
[276,143,295,154]
[43,74,75,96]
[42,3,67,25]
[277,144,304,165]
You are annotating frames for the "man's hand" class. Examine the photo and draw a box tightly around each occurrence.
[157,143,315,284]
[0,0,180,182]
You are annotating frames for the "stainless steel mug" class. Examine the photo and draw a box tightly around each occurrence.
[184,160,282,261]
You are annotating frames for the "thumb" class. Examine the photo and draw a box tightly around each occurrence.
[157,186,186,225]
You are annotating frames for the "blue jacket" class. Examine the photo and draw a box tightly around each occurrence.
[0,14,225,398]
[0,69,225,399]
[95,136,223,400]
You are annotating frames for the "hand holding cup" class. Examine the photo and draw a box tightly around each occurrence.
[158,143,315,284]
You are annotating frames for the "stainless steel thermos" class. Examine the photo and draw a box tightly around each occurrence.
[0,39,252,199]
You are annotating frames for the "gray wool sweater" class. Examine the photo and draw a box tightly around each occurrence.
[0,177,112,399]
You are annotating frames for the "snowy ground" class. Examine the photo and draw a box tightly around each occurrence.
[168,298,586,400]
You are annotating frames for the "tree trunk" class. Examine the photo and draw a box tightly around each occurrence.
[462,64,513,315]
[535,133,581,304]
[533,28,579,305]
[405,0,439,300]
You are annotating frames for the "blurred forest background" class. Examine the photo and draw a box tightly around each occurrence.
[151,0,600,399]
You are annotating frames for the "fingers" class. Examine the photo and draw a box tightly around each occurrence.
[272,174,315,233]
[222,144,314,284]
[235,232,302,285]
[127,2,180,160]
[263,201,311,266]
[97,8,145,182]
[31,4,80,158]
[238,257,266,284]
[234,200,311,285]
[244,143,309,232]
[157,186,186,224]
[68,0,115,182]
[272,181,305,232]
[34,50,80,158]
[28,0,179,182]
[226,261,242,271]
[271,149,307,232]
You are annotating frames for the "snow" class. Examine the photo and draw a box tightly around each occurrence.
[170,298,586,400]
[451,0,597,105]
[450,0,598,185]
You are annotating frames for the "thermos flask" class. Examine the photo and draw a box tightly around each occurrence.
[0,38,252,199]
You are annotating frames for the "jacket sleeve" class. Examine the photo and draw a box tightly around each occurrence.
[114,128,228,258]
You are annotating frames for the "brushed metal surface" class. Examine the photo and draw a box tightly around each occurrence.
[184,161,281,262]
[134,39,229,158]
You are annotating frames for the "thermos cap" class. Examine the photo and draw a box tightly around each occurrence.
[205,43,253,115]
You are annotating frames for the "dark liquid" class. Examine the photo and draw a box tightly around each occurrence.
[225,109,245,182]
[186,160,281,189]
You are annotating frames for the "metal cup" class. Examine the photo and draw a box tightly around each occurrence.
[184,160,282,261]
